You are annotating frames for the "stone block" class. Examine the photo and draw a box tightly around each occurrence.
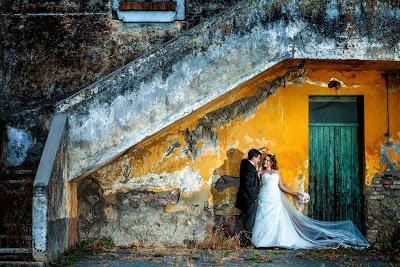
[370,190,390,196]
[116,189,180,209]
[369,195,385,200]
[372,178,382,184]
[381,198,397,209]
[381,179,393,185]
[377,228,396,243]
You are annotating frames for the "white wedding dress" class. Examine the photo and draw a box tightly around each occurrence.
[252,172,369,249]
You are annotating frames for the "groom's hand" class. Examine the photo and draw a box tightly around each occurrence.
[258,146,269,154]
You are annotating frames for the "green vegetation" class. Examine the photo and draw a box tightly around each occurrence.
[245,249,272,263]
[51,237,115,266]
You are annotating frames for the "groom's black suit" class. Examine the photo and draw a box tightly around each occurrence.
[235,159,260,245]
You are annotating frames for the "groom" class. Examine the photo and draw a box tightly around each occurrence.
[235,147,267,246]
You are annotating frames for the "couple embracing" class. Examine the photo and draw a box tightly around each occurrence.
[235,148,369,249]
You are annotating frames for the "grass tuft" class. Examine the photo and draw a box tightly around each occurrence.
[245,249,272,263]
[51,237,115,266]
[195,223,241,251]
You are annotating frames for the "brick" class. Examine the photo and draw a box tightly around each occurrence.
[381,179,393,185]
[391,190,400,197]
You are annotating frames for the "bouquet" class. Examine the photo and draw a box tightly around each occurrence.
[296,192,310,204]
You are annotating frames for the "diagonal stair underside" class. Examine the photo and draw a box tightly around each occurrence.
[56,0,400,181]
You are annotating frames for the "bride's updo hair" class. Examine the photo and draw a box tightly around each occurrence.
[263,154,279,170]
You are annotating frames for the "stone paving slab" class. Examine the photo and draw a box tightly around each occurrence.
[61,248,398,267]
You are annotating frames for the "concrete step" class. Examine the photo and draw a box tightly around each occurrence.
[0,247,32,259]
[0,171,33,248]
[0,248,44,266]
[0,172,37,265]
[0,248,30,254]
[0,170,35,180]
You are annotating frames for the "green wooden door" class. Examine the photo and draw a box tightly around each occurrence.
[309,97,363,230]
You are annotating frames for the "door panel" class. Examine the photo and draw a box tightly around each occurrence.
[309,97,363,230]
[309,125,335,221]
[334,125,362,228]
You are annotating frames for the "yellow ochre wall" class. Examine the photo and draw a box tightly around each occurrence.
[90,66,400,216]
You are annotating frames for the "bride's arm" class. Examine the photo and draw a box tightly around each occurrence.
[257,146,269,154]
[277,172,298,197]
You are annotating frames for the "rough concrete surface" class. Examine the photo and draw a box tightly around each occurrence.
[64,247,399,267]
[78,176,211,247]
[0,0,242,168]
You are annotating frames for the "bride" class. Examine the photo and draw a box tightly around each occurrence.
[252,154,369,249]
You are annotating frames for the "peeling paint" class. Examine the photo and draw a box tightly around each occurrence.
[57,0,400,181]
[80,66,400,246]
[164,142,181,158]
[109,167,204,194]
[380,141,400,172]
[5,127,34,166]
[325,0,339,22]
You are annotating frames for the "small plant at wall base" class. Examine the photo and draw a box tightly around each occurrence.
[194,223,241,251]
[245,249,272,263]
[51,237,115,266]
[86,237,115,252]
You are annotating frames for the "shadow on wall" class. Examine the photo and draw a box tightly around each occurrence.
[77,178,107,241]
[212,148,245,237]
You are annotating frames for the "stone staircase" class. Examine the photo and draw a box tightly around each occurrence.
[0,170,43,265]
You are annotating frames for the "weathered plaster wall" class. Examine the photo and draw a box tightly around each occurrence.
[0,0,110,12]
[3,127,36,167]
[365,75,400,245]
[0,11,181,115]
[0,14,181,159]
[78,66,400,246]
[55,0,400,181]
[0,0,239,169]
[185,0,241,29]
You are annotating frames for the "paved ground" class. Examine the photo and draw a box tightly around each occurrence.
[54,247,399,266]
